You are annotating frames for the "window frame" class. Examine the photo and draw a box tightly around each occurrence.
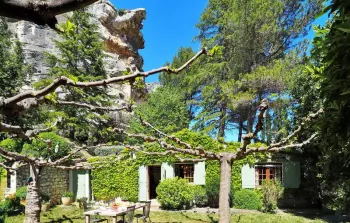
[174,163,194,183]
[254,163,283,187]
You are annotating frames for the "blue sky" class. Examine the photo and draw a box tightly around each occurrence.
[112,0,328,83]
[111,0,207,82]
[111,0,329,142]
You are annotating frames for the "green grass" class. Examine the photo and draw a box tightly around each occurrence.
[0,171,6,199]
[5,206,325,223]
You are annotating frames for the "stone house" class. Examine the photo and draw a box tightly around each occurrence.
[3,154,300,204]
[5,163,90,204]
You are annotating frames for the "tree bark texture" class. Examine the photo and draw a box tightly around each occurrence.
[219,156,232,223]
[238,119,243,142]
[24,164,41,223]
[218,103,227,138]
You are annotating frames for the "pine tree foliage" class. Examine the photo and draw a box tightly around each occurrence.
[41,9,114,144]
[0,19,30,98]
[161,0,322,141]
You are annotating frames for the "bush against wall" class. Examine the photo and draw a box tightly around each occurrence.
[234,189,262,210]
[205,145,266,208]
[261,179,284,213]
[192,185,208,207]
[15,186,27,201]
[156,177,194,210]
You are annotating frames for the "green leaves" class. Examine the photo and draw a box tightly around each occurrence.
[57,20,77,36]
[130,86,189,135]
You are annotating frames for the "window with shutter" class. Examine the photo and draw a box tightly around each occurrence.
[255,163,282,187]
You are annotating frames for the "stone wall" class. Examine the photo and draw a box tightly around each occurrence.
[14,165,69,204]
[39,167,69,204]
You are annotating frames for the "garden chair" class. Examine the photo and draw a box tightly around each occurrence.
[117,205,136,223]
[85,202,109,223]
[134,201,151,222]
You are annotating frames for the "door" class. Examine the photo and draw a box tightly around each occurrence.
[138,165,148,201]
[72,170,89,200]
[148,166,161,199]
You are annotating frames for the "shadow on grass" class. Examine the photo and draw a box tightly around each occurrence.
[180,212,218,223]
[283,208,350,222]
[43,214,81,223]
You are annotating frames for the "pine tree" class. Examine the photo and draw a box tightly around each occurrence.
[0,19,29,98]
[161,0,322,140]
[43,9,113,144]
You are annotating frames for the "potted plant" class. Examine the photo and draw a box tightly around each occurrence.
[61,191,73,206]
[76,197,88,209]
[41,194,50,212]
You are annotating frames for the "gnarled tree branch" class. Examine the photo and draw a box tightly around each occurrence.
[241,99,268,151]
[0,48,207,109]
[56,100,134,112]
[0,146,35,163]
[0,118,60,140]
[115,128,218,159]
[0,0,100,28]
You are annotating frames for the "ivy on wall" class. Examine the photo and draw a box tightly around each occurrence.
[88,129,266,201]
[89,156,139,201]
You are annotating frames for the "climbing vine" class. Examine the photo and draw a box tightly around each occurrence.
[89,129,266,201]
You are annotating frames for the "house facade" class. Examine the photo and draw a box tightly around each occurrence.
[3,158,300,203]
[137,158,300,201]
[4,163,90,203]
[138,161,206,201]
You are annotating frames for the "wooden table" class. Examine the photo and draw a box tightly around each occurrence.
[84,204,145,223]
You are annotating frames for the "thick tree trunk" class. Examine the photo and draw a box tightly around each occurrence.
[24,164,41,223]
[219,156,232,223]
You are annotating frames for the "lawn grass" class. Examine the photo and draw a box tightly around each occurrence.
[0,170,6,199]
[5,206,325,223]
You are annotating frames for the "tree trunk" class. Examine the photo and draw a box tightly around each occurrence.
[218,103,227,138]
[247,107,253,133]
[24,164,41,223]
[219,156,232,223]
[238,119,243,142]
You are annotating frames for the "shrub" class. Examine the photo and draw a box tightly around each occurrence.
[261,180,284,213]
[40,193,50,203]
[15,186,27,201]
[205,177,220,208]
[234,189,262,210]
[156,177,194,210]
[0,194,23,215]
[205,175,234,208]
[192,185,208,207]
[62,191,73,198]
[0,206,5,223]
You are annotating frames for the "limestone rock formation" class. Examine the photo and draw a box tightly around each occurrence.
[5,1,146,124]
[6,1,145,103]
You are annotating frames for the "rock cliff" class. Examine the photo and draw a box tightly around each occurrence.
[6,1,146,103]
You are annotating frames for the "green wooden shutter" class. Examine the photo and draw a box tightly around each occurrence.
[241,164,255,188]
[161,162,174,180]
[282,162,300,188]
[194,162,206,185]
[138,165,148,201]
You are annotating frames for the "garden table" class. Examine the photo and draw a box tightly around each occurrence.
[84,204,145,223]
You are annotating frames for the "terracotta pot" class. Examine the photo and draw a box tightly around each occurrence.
[41,203,50,212]
[61,197,72,206]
